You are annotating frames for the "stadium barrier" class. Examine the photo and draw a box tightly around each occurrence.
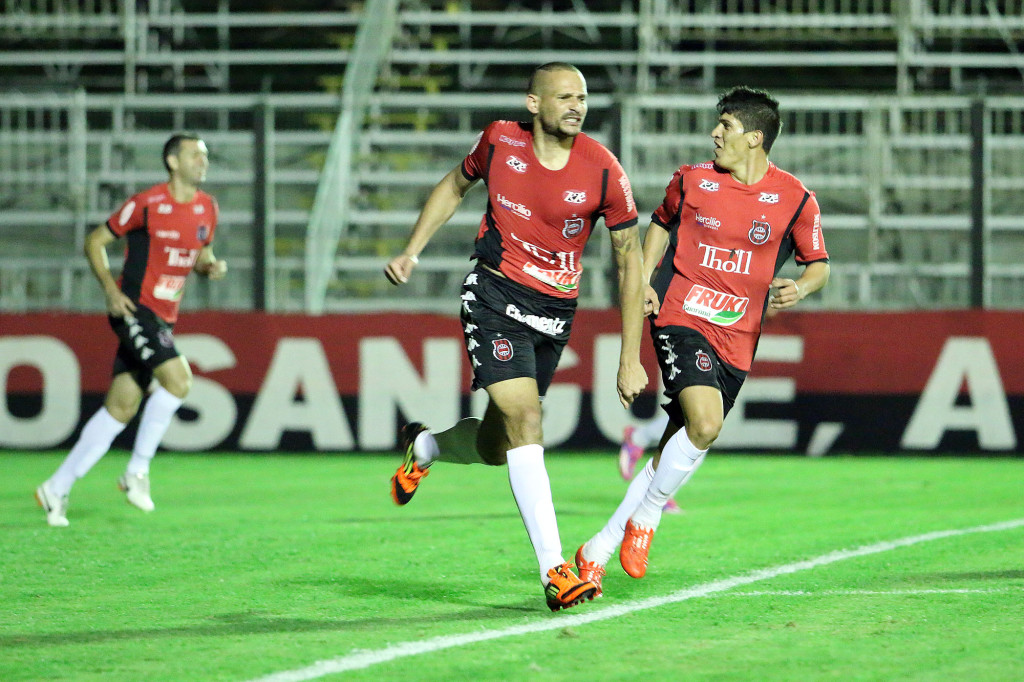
[1,310,1021,455]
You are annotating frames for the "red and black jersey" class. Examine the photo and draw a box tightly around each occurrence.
[650,161,829,371]
[462,120,638,299]
[106,182,218,324]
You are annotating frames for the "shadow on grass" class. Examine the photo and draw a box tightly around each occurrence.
[0,593,547,649]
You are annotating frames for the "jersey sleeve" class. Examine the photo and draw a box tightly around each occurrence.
[461,124,493,181]
[600,156,639,231]
[650,167,685,229]
[791,191,829,264]
[106,192,146,237]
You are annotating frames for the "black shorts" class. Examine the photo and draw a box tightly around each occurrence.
[460,266,576,397]
[651,324,747,427]
[108,303,180,389]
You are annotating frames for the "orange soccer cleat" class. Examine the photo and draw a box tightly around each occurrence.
[620,519,655,578]
[574,545,606,598]
[390,422,430,506]
[544,562,597,611]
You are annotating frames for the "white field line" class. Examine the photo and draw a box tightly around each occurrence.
[713,587,1024,597]
[248,517,1024,682]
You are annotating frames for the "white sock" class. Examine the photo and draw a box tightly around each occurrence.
[126,387,182,476]
[635,413,671,450]
[584,458,656,565]
[422,417,483,466]
[48,407,127,496]
[506,444,564,583]
[631,427,707,530]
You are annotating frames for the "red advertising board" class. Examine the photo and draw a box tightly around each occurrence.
[2,310,1022,454]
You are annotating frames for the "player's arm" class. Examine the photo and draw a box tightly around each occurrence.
[84,223,136,318]
[610,225,649,408]
[640,221,670,316]
[769,261,830,310]
[384,165,478,285]
[193,245,228,280]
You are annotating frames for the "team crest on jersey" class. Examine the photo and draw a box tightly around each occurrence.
[699,179,720,192]
[193,204,205,214]
[694,350,713,372]
[197,225,210,241]
[758,192,780,204]
[492,338,513,361]
[562,218,585,238]
[506,155,528,173]
[748,220,771,245]
[563,190,586,204]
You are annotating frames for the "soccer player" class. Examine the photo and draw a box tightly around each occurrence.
[35,132,227,527]
[575,86,830,594]
[384,62,648,611]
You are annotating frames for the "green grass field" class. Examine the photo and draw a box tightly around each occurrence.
[2,451,1023,681]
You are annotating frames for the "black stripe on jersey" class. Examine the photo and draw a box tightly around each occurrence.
[650,179,684,304]
[772,190,809,277]
[650,173,685,229]
[120,206,150,302]
[471,143,504,268]
[599,168,608,208]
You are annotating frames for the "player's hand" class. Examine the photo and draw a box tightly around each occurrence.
[617,358,648,409]
[197,259,228,280]
[104,287,136,318]
[643,284,661,317]
[384,253,418,285]
[769,277,802,309]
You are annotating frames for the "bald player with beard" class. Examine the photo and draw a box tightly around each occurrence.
[384,62,648,611]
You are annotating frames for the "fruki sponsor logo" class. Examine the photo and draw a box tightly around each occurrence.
[682,284,748,326]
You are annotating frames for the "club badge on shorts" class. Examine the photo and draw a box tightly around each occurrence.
[492,338,513,361]
[694,349,713,372]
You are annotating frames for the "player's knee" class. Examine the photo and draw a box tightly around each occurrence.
[105,399,139,424]
[503,404,543,446]
[686,417,721,450]
[160,374,192,399]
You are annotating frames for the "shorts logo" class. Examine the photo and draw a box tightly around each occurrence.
[492,338,513,361]
[758,192,780,204]
[564,190,586,204]
[158,329,175,348]
[749,220,771,245]
[695,350,713,372]
[197,225,210,241]
[699,179,720,192]
[506,155,528,173]
[562,218,584,238]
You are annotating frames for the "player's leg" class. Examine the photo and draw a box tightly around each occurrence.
[485,375,595,610]
[37,371,142,526]
[119,354,190,511]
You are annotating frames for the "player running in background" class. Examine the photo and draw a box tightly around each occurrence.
[619,416,681,514]
[384,62,648,611]
[576,86,830,594]
[35,132,227,527]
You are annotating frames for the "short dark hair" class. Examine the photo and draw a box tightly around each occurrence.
[162,132,202,173]
[527,62,581,94]
[717,86,781,154]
